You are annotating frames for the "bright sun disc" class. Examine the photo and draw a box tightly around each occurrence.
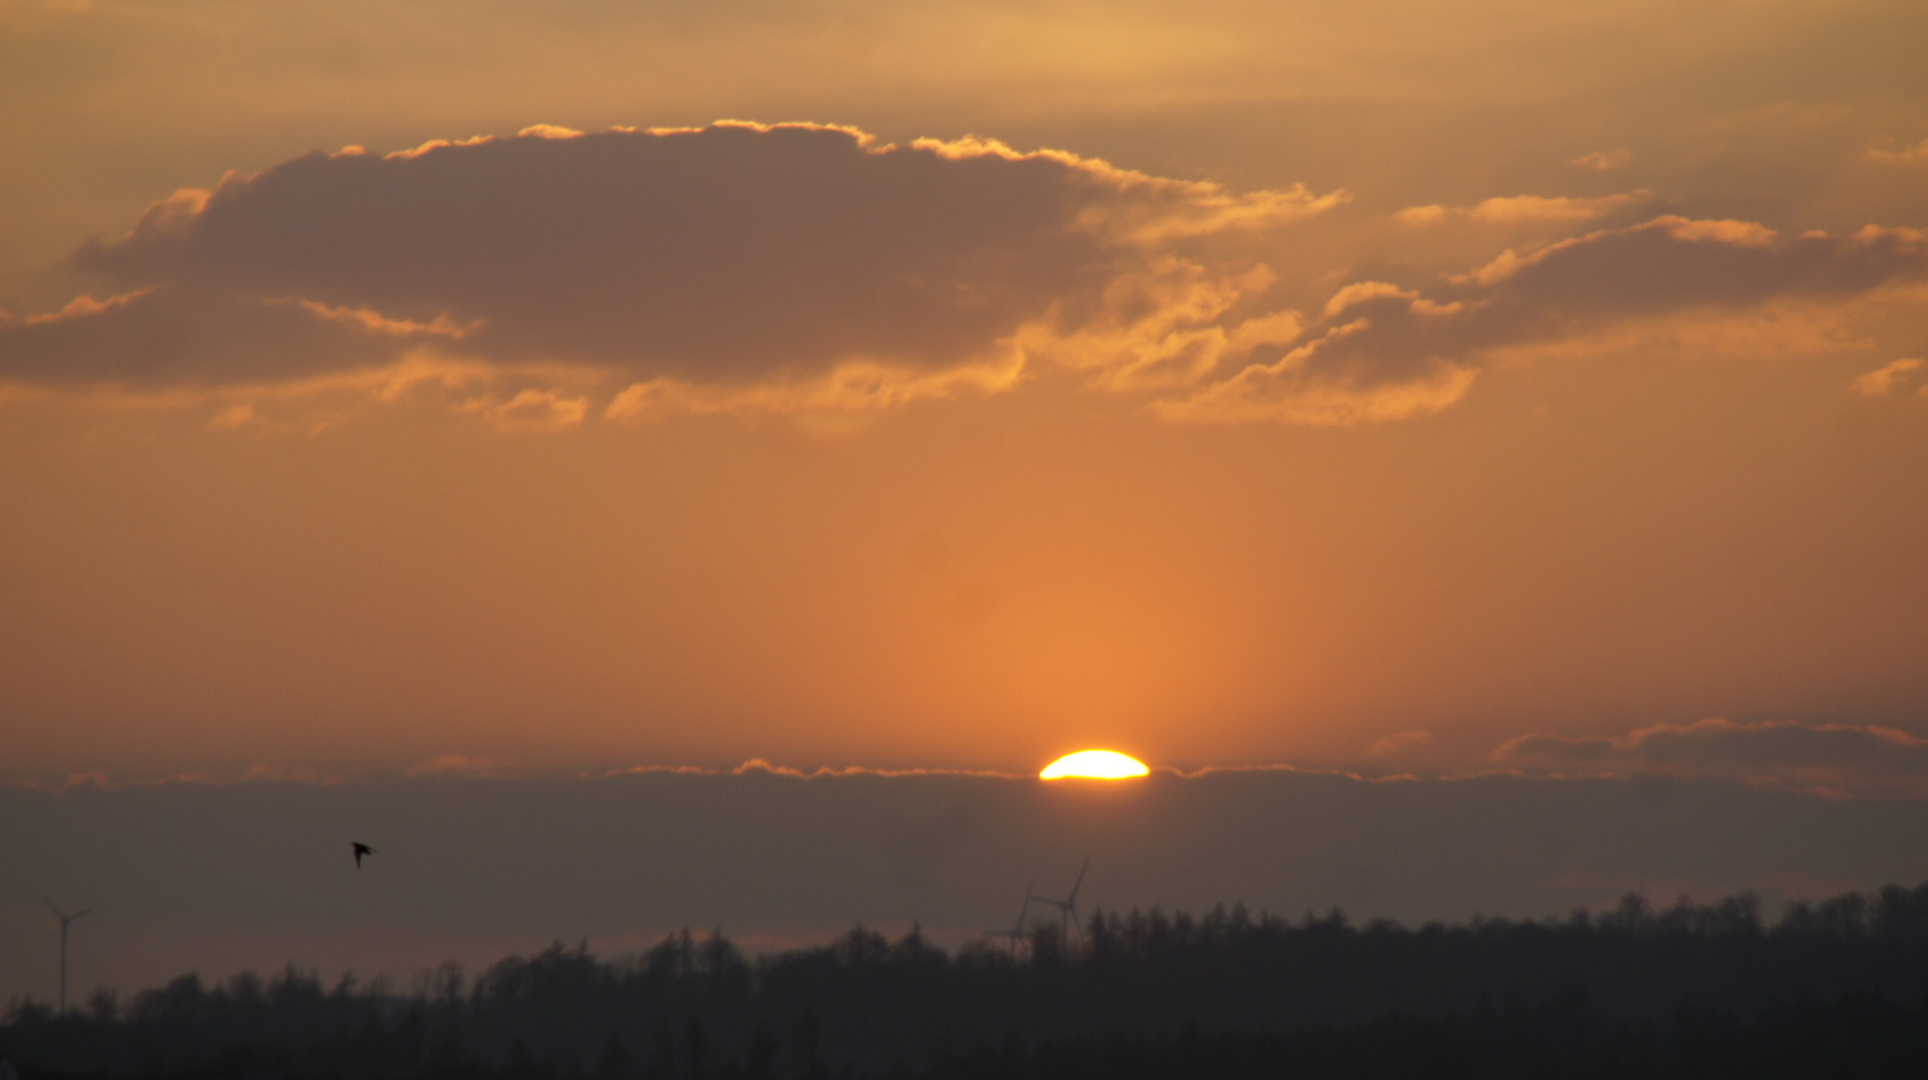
[1040,750,1150,780]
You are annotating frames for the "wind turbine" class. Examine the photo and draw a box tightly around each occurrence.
[985,881,1033,958]
[45,900,92,1013]
[1040,857,1089,946]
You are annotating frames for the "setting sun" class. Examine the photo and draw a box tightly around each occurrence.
[1039,750,1151,779]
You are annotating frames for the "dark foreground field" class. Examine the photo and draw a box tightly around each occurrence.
[6,883,1927,1079]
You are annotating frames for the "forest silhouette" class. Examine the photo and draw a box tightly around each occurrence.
[4,881,1926,1078]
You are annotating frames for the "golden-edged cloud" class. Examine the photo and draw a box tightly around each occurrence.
[3,121,1339,421]
[58,122,1111,384]
[1850,357,1923,396]
[4,123,1923,428]
[1394,192,1647,226]
[1154,217,1928,424]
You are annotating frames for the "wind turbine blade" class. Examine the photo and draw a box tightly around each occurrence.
[72,909,93,920]
[44,899,65,921]
[1068,856,1089,906]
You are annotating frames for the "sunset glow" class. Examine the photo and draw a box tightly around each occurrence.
[1040,750,1151,780]
[3,0,1927,1016]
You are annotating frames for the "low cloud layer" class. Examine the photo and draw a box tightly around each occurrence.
[1497,718,1928,798]
[4,768,1925,1003]
[3,123,1923,427]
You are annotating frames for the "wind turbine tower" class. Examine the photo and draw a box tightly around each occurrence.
[1041,857,1090,946]
[986,881,1034,958]
[45,900,93,1013]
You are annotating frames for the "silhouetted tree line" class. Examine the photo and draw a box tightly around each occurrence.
[4,881,1927,1079]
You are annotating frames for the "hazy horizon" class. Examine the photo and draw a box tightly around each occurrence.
[7,766,1927,1006]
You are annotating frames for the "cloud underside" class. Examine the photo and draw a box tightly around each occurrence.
[2,122,1923,427]
[1497,718,1928,799]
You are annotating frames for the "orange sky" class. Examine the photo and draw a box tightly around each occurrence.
[3,0,1926,793]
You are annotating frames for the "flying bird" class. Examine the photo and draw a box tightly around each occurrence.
[352,842,374,868]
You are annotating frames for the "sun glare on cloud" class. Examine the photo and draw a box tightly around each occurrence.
[1040,750,1150,779]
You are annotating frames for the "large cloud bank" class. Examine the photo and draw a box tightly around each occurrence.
[3,121,1924,426]
[0,122,1334,422]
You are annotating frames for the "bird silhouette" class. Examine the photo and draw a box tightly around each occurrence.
[352,842,374,868]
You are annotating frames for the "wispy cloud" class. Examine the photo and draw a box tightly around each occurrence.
[730,758,1023,780]
[1867,137,1928,164]
[1571,149,1633,171]
[1394,192,1647,226]
[1368,730,1435,756]
[405,755,518,778]
[1849,357,1923,396]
